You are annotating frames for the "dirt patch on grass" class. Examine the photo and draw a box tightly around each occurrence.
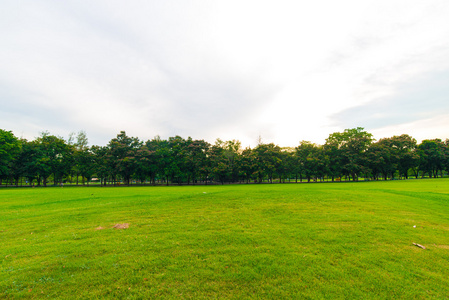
[435,245,449,249]
[95,223,129,230]
[113,223,129,229]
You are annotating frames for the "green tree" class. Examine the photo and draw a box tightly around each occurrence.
[389,134,418,179]
[91,145,109,186]
[134,145,156,184]
[0,129,21,185]
[324,135,343,181]
[325,128,373,181]
[17,139,40,186]
[167,136,188,184]
[277,148,295,183]
[210,141,229,184]
[78,148,95,185]
[33,132,72,186]
[185,139,211,184]
[69,130,90,185]
[107,131,142,185]
[444,139,449,175]
[148,136,171,185]
[217,139,242,183]
[253,143,282,183]
[239,147,257,183]
[366,139,395,180]
[418,139,446,178]
[296,141,325,182]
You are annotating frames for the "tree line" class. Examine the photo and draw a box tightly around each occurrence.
[1,127,448,187]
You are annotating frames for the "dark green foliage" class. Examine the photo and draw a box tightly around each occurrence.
[0,129,21,184]
[1,128,449,186]
[418,139,446,178]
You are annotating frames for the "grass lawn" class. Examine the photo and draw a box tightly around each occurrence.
[1,179,449,299]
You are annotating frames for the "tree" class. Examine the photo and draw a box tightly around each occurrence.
[185,139,211,184]
[31,133,72,186]
[418,139,446,178]
[107,131,141,185]
[366,139,395,180]
[167,136,188,184]
[444,139,449,175]
[239,147,257,183]
[148,136,171,185]
[0,129,21,185]
[325,128,373,181]
[4,127,449,187]
[216,139,242,183]
[210,140,229,184]
[134,145,156,184]
[91,145,109,186]
[69,130,90,185]
[253,143,282,183]
[277,148,295,183]
[389,134,418,179]
[78,148,95,185]
[296,141,325,182]
[16,139,40,186]
[324,135,343,181]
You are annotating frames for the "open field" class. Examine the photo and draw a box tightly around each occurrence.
[1,180,449,299]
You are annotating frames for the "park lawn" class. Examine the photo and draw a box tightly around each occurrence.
[1,179,449,299]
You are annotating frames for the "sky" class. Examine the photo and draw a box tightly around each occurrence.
[1,0,449,147]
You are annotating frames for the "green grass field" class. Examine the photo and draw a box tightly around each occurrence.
[1,179,449,299]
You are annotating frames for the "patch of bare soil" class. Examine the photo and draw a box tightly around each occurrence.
[113,223,129,229]
[436,245,449,249]
[95,226,105,230]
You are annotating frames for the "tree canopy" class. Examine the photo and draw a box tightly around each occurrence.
[1,128,448,186]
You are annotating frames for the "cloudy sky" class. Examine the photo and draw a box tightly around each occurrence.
[2,0,449,147]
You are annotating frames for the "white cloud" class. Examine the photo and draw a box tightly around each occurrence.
[372,113,449,143]
[1,0,449,146]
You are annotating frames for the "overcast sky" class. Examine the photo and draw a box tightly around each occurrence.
[2,0,449,147]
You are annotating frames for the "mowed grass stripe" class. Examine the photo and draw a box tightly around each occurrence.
[1,179,449,299]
